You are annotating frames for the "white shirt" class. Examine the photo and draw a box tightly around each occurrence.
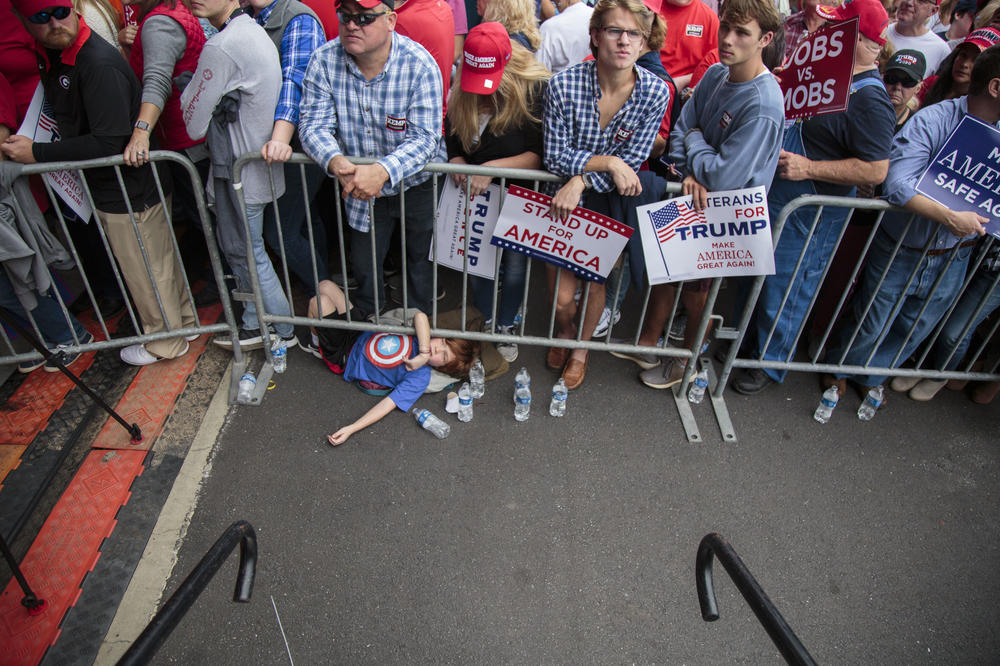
[887,23,953,76]
[537,2,594,74]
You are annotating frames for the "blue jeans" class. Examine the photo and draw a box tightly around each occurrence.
[0,271,87,347]
[754,177,853,382]
[827,229,973,386]
[350,179,434,317]
[263,161,328,297]
[471,248,527,327]
[232,202,293,338]
[932,263,1000,370]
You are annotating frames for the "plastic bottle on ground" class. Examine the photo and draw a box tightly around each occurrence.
[514,366,530,404]
[469,359,485,399]
[857,385,884,421]
[457,382,473,422]
[237,372,256,404]
[688,368,709,404]
[271,337,286,374]
[813,386,839,424]
[514,386,531,421]
[549,378,567,417]
[412,407,451,439]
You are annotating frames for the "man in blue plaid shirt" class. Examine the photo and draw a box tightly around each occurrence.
[298,0,443,318]
[542,0,669,390]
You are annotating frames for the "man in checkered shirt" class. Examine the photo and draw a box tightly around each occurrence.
[298,0,443,318]
[541,0,670,390]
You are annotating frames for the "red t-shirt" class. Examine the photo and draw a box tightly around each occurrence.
[0,0,41,126]
[657,0,719,78]
[688,48,719,88]
[395,0,455,115]
[302,0,339,40]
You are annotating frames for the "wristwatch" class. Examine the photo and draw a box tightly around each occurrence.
[581,173,592,189]
[134,120,150,132]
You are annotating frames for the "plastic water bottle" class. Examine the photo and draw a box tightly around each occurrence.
[857,385,884,421]
[514,366,530,403]
[457,382,473,422]
[687,368,709,404]
[237,372,256,404]
[412,407,451,439]
[270,337,286,374]
[514,387,531,421]
[469,358,485,399]
[813,386,839,424]
[549,378,567,417]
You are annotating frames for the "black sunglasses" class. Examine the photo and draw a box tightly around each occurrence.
[884,71,919,88]
[337,10,387,27]
[28,6,72,23]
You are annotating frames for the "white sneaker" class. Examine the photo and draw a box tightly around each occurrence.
[495,324,518,362]
[120,341,189,366]
[909,378,947,402]
[593,307,621,338]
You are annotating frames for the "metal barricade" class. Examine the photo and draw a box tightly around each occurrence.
[231,153,726,441]
[0,152,240,379]
[715,194,1000,432]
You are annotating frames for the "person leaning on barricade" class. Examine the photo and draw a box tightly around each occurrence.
[613,0,786,391]
[445,23,550,364]
[1,0,198,366]
[542,0,670,390]
[822,45,1000,403]
[180,0,298,353]
[297,0,443,320]
[730,0,896,395]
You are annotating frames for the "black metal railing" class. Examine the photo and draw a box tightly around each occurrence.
[696,532,816,665]
[116,520,258,666]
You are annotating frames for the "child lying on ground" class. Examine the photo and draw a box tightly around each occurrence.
[308,280,479,446]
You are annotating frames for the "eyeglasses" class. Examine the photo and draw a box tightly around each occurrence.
[28,6,72,24]
[601,26,646,42]
[337,10,388,27]
[884,72,919,87]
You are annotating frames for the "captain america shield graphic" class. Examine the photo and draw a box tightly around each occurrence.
[365,333,412,368]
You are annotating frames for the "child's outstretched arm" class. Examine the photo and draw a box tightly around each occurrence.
[404,311,432,371]
[327,396,396,446]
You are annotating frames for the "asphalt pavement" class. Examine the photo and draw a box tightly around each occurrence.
[132,335,1000,665]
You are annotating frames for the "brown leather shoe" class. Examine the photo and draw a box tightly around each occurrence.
[562,356,588,389]
[821,373,847,396]
[547,345,569,370]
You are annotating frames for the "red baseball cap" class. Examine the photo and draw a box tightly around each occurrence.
[336,0,394,10]
[641,0,662,13]
[11,0,73,17]
[817,0,889,46]
[461,22,511,95]
[961,26,1000,52]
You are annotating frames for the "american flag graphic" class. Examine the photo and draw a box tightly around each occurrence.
[649,200,703,243]
[38,114,58,134]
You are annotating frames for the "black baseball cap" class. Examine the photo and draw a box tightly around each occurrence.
[884,49,926,82]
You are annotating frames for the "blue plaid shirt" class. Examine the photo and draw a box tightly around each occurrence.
[543,60,669,193]
[255,2,325,126]
[298,33,443,232]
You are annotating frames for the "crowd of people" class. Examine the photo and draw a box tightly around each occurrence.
[1,0,999,424]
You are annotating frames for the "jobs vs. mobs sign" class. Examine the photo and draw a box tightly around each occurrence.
[915,114,1000,238]
[490,185,632,283]
[778,18,858,120]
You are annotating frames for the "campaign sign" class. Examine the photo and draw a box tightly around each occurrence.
[637,186,775,284]
[778,18,857,120]
[123,4,137,25]
[431,177,501,279]
[915,115,1000,238]
[17,84,93,223]
[490,185,632,283]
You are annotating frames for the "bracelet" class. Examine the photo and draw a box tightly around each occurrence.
[419,348,430,355]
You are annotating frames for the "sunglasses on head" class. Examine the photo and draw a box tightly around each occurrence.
[28,5,72,23]
[337,9,387,26]
[884,71,919,88]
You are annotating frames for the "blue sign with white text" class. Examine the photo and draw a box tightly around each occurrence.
[916,114,1000,238]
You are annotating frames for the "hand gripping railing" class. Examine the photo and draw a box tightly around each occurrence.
[116,521,258,666]
[696,533,816,666]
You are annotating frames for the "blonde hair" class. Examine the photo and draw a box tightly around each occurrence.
[447,42,551,155]
[976,0,1000,28]
[74,0,122,37]
[588,0,655,58]
[483,0,542,51]
[647,13,665,52]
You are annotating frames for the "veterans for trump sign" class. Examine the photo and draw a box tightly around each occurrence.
[777,18,857,120]
[637,186,776,283]
[431,177,501,279]
[915,114,1000,238]
[490,185,632,283]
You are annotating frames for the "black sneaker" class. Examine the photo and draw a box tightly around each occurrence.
[213,327,266,350]
[732,368,774,395]
[44,330,95,372]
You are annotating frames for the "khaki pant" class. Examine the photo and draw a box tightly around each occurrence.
[98,197,196,359]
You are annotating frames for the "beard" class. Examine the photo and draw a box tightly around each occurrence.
[43,27,76,49]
